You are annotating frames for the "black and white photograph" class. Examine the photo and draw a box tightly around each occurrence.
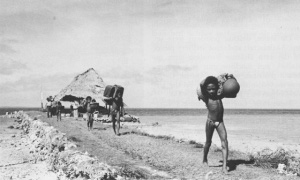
[0,0,299,179]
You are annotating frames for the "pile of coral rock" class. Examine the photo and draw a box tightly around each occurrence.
[7,111,124,180]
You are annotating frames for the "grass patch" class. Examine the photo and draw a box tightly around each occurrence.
[124,150,143,160]
[118,164,149,179]
[189,140,196,144]
[155,135,174,140]
[194,143,204,148]
[67,136,82,142]
[252,148,300,176]
[130,130,175,141]
[253,148,289,168]
[188,140,204,148]
[130,130,205,149]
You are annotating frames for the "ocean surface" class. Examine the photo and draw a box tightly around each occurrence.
[1,107,300,116]
[1,107,300,152]
[0,107,42,115]
[123,108,300,152]
[126,108,300,116]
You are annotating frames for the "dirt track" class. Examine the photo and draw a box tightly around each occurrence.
[28,111,297,180]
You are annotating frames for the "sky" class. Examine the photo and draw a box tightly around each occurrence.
[0,0,300,109]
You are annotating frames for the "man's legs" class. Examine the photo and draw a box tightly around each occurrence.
[216,122,228,173]
[111,113,116,134]
[50,107,53,118]
[87,113,91,130]
[203,120,215,165]
[57,112,59,121]
[116,112,120,135]
[90,114,94,131]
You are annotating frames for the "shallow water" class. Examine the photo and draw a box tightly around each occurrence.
[135,113,300,153]
[2,108,300,152]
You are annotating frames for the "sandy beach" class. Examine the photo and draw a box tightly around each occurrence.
[2,0,300,179]
[1,110,299,179]
[134,114,300,154]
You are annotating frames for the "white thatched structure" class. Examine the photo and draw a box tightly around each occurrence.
[54,68,106,106]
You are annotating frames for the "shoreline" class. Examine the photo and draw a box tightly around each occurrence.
[135,123,300,154]
[1,111,299,179]
[130,114,300,154]
[3,110,300,154]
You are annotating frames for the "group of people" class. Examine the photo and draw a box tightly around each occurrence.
[81,77,228,172]
[44,75,230,173]
[46,96,63,121]
[81,91,124,135]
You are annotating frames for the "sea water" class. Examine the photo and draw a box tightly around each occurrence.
[0,107,40,115]
[126,108,300,152]
[2,108,300,152]
[126,108,300,116]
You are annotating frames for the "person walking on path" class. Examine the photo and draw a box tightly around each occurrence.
[46,96,53,118]
[198,76,229,174]
[110,91,124,136]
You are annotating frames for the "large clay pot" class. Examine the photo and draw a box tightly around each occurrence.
[223,78,240,98]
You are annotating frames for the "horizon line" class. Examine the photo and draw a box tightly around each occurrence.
[0,106,300,110]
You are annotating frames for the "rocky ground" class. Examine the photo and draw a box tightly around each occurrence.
[0,116,58,180]
[1,111,299,180]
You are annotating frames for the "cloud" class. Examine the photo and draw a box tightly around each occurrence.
[146,65,195,84]
[0,73,75,93]
[0,2,80,41]
[149,65,194,74]
[0,72,78,107]
[100,66,145,84]
[0,11,53,36]
[101,65,195,86]
[0,38,19,55]
[0,43,16,54]
[0,58,27,75]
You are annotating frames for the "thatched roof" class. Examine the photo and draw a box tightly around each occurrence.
[54,68,106,106]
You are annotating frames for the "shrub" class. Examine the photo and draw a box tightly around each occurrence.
[253,148,289,168]
[253,148,300,176]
